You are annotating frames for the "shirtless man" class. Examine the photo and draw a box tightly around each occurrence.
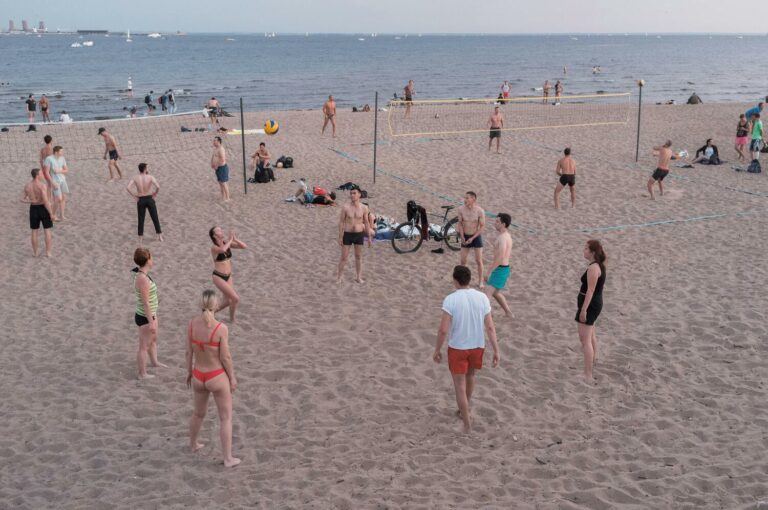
[211,136,230,202]
[647,140,678,200]
[488,106,504,154]
[404,80,415,119]
[250,142,271,170]
[457,191,486,288]
[98,127,123,181]
[39,94,50,123]
[322,95,337,137]
[21,168,54,257]
[39,135,53,171]
[555,80,563,104]
[485,213,513,317]
[543,80,551,104]
[206,97,221,128]
[336,188,372,284]
[126,163,163,243]
[554,147,576,209]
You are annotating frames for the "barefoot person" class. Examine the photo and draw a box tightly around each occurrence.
[433,265,500,434]
[206,97,221,128]
[488,106,503,154]
[186,290,241,468]
[554,147,576,209]
[126,163,163,243]
[457,191,486,288]
[211,137,231,202]
[39,94,50,123]
[575,240,606,381]
[750,113,764,162]
[554,80,563,104]
[21,168,53,257]
[484,213,513,317]
[209,226,248,322]
[132,247,166,380]
[43,146,70,221]
[321,95,337,137]
[542,80,550,104]
[336,188,372,284]
[735,114,749,163]
[404,79,415,119]
[646,140,678,200]
[98,127,123,181]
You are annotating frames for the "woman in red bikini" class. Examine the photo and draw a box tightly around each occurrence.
[209,226,247,322]
[186,289,240,467]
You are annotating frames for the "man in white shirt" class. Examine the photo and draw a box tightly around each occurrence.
[433,265,500,434]
[59,111,73,123]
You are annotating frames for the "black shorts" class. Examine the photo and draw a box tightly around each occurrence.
[29,204,53,229]
[134,313,155,326]
[576,295,602,326]
[489,128,501,139]
[559,174,576,187]
[343,231,364,246]
[651,168,669,181]
[462,234,483,249]
[109,149,119,160]
[405,96,413,103]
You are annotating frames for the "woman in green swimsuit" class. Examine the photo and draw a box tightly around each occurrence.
[133,247,166,379]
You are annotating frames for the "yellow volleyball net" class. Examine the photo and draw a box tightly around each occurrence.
[386,92,632,138]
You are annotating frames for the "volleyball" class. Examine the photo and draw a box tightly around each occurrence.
[264,119,279,135]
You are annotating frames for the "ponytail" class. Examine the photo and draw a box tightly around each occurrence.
[587,239,606,272]
[201,289,218,327]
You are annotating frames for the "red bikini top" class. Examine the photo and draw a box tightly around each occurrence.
[189,321,222,351]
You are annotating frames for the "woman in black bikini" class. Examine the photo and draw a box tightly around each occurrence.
[209,226,247,322]
[575,239,606,381]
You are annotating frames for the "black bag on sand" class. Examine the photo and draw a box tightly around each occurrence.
[283,157,293,168]
[747,159,762,174]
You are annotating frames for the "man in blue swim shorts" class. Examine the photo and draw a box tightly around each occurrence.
[484,213,513,318]
[211,136,231,202]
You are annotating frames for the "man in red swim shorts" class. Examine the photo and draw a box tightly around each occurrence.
[433,265,500,434]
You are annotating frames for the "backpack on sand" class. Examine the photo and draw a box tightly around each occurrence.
[747,159,762,174]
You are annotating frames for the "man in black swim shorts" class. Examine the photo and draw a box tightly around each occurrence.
[647,140,677,200]
[554,147,577,209]
[21,168,54,257]
[487,106,504,154]
[337,188,372,284]
[98,127,123,181]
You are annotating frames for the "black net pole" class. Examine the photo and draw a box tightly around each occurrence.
[373,91,378,184]
[635,81,644,163]
[240,97,247,194]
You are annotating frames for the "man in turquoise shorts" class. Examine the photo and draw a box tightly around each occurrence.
[484,213,513,318]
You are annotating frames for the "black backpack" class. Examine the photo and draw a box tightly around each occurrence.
[747,159,762,174]
[144,95,151,105]
[283,157,293,168]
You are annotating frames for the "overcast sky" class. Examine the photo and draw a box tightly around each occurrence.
[4,0,766,34]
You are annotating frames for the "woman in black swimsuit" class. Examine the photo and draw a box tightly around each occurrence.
[209,226,248,322]
[575,239,606,381]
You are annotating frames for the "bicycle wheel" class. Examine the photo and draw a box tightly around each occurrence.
[443,217,462,252]
[392,222,424,254]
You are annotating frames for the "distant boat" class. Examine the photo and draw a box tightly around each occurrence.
[70,42,82,48]
[305,32,309,37]
[394,36,401,40]
[126,29,132,42]
[358,38,365,41]
[82,40,94,46]
[570,37,578,40]
[225,38,235,41]
[147,32,162,38]
[737,35,744,39]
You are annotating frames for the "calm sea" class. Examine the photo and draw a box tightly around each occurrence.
[1,33,767,121]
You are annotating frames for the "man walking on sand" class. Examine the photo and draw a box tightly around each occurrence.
[485,214,513,318]
[554,147,576,209]
[337,188,372,284]
[433,265,500,434]
[322,95,337,137]
[211,136,230,202]
[98,127,123,181]
[21,168,54,257]
[647,140,678,200]
[457,191,486,288]
[488,106,504,154]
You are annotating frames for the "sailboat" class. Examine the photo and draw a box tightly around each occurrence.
[126,29,132,42]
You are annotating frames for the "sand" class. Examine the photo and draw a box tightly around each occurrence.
[2,102,768,509]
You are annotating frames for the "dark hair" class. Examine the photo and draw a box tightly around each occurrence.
[214,136,222,143]
[466,191,477,199]
[329,192,337,200]
[133,247,151,267]
[31,168,40,178]
[28,94,33,98]
[564,147,571,155]
[453,265,472,286]
[44,135,52,143]
[706,138,712,144]
[259,142,265,147]
[98,127,106,135]
[755,113,761,119]
[664,140,672,147]
[150,90,154,94]
[138,163,148,173]
[587,239,607,272]
[497,213,511,228]
[350,187,360,195]
[53,145,62,153]
[208,226,218,244]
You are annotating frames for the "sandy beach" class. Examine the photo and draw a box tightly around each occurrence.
[2,101,768,509]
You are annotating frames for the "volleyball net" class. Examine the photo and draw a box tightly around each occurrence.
[386,92,632,138]
[0,110,214,164]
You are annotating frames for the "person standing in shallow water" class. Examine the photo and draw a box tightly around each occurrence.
[575,240,606,381]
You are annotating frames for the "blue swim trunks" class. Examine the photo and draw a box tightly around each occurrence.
[487,265,510,290]
[215,164,230,183]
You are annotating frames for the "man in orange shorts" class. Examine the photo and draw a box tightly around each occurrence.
[433,265,500,434]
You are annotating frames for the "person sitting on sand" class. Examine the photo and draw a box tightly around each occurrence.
[686,92,702,105]
[433,265,500,434]
[575,240,606,381]
[209,226,248,323]
[132,247,166,380]
[186,289,240,468]
[250,142,271,171]
[691,138,720,165]
[59,111,72,123]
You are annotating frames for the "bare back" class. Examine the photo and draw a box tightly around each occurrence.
[494,231,512,266]
[40,144,53,167]
[104,134,117,151]
[133,174,158,196]
[557,156,576,175]
[189,317,227,372]
[24,180,47,205]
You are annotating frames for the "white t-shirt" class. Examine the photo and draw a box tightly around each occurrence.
[501,83,510,93]
[44,155,66,178]
[704,147,714,158]
[59,113,72,123]
[442,288,491,350]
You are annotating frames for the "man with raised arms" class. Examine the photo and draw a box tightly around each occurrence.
[646,140,677,200]
[484,213,513,318]
[98,127,123,181]
[322,95,337,137]
[488,106,504,154]
[457,191,486,288]
[554,147,576,209]
[21,168,54,257]
[336,188,372,284]
[211,136,230,202]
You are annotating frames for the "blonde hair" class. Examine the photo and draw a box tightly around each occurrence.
[201,290,218,327]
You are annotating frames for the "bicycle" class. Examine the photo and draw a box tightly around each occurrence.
[391,204,462,254]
